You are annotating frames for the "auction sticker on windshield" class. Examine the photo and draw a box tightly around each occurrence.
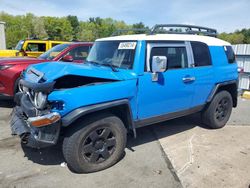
[118,42,137,50]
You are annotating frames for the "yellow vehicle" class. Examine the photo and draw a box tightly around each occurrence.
[0,39,68,57]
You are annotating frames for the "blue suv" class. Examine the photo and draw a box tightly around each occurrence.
[11,25,238,173]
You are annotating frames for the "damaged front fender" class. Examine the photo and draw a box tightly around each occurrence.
[48,79,138,118]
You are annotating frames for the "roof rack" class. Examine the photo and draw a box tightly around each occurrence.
[112,28,150,36]
[150,24,217,37]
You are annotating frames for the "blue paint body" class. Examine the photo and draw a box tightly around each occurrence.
[23,40,238,124]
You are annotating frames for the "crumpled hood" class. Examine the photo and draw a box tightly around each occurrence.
[25,61,137,82]
[0,57,41,65]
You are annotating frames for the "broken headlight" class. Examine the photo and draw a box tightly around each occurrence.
[34,92,47,109]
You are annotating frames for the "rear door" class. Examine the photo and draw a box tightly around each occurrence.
[190,41,214,107]
[137,41,196,120]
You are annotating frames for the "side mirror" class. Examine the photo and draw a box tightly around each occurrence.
[151,56,167,81]
[62,55,74,62]
[18,49,27,56]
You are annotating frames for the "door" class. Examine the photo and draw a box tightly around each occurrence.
[190,41,214,107]
[137,42,196,120]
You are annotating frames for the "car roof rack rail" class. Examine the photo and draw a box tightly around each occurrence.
[111,28,150,36]
[150,24,217,37]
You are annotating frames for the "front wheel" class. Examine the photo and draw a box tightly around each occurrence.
[62,113,127,173]
[202,90,233,129]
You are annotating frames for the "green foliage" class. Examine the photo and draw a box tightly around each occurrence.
[67,15,79,40]
[218,32,244,44]
[1,11,250,48]
[218,29,250,44]
[0,12,149,48]
[42,16,73,41]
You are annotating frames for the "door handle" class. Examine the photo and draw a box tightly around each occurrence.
[182,76,196,83]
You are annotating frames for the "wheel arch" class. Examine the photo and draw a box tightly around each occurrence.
[207,80,238,107]
[61,99,136,137]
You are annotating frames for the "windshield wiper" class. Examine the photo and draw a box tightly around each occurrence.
[86,61,119,72]
[86,61,101,66]
[102,63,119,72]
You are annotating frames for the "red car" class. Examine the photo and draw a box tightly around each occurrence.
[0,42,93,98]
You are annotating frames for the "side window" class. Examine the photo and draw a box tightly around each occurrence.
[67,46,90,61]
[26,43,46,52]
[150,47,188,70]
[191,42,211,67]
[224,46,236,64]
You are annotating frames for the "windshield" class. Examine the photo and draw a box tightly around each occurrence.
[15,40,24,51]
[38,43,70,60]
[87,41,136,70]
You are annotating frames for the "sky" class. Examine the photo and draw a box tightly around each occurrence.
[0,0,250,33]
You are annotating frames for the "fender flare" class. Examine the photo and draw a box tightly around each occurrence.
[61,99,136,136]
[206,80,238,106]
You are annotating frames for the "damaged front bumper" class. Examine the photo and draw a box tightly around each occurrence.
[10,93,61,148]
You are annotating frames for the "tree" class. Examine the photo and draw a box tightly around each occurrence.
[132,22,149,34]
[219,32,244,44]
[67,15,79,40]
[4,11,250,49]
[32,17,48,39]
[43,16,73,41]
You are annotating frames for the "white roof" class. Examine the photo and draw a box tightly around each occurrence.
[97,34,230,46]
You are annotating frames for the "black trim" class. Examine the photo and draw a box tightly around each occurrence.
[10,106,61,148]
[207,80,238,102]
[19,79,55,93]
[134,105,204,128]
[112,28,150,36]
[150,24,217,37]
[62,99,136,136]
[0,93,12,99]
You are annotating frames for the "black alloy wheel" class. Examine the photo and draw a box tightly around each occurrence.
[81,127,116,163]
[215,98,230,122]
[202,90,233,129]
[63,113,127,173]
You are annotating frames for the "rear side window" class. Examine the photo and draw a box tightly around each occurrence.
[224,46,235,64]
[26,43,46,52]
[191,42,211,67]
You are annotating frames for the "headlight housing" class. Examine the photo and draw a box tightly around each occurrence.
[34,92,47,109]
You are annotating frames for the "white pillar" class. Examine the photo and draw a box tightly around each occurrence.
[0,22,6,50]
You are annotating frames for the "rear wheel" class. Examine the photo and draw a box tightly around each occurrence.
[62,113,127,173]
[202,90,233,129]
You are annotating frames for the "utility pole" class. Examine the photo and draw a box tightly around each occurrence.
[0,21,6,50]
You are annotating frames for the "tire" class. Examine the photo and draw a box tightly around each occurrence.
[202,90,233,129]
[62,113,127,173]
